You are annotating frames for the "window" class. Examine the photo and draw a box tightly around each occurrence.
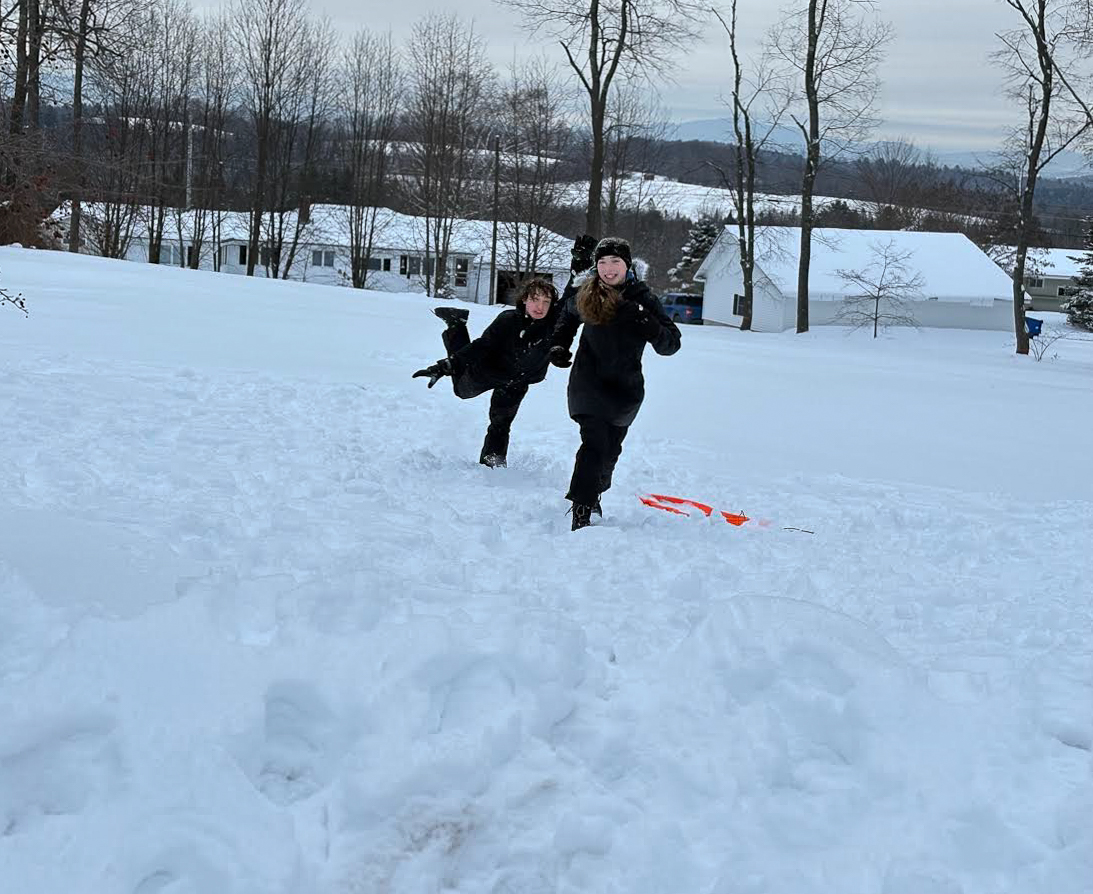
[1058,285,1081,297]
[732,294,745,316]
[238,245,248,266]
[383,258,391,272]
[312,250,324,268]
[157,244,183,266]
[220,245,231,267]
[323,250,335,267]
[455,257,469,287]
[1024,275,1044,288]
[186,245,196,268]
[407,256,422,276]
[366,257,382,271]
[399,255,408,275]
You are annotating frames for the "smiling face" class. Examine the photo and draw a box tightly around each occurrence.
[596,255,628,286]
[523,288,553,320]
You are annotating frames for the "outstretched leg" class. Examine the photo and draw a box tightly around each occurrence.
[480,383,528,467]
[440,322,487,400]
[441,322,470,357]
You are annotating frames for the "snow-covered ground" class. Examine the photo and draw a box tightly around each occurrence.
[1,246,1091,894]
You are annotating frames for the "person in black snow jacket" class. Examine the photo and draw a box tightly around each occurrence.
[412,276,562,468]
[550,236,682,530]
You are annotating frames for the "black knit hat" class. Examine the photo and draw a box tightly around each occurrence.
[594,236,632,269]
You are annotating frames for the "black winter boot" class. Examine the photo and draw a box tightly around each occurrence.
[480,453,507,468]
[592,498,602,518]
[433,306,470,328]
[571,502,594,531]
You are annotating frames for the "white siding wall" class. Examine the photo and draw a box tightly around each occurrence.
[124,238,217,270]
[90,236,570,305]
[701,261,745,327]
[1025,275,1072,313]
[781,291,797,332]
[805,297,1014,331]
[701,253,789,333]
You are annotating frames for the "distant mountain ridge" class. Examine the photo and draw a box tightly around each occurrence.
[669,117,1091,180]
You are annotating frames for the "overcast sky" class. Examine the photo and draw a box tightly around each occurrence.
[285,0,1023,153]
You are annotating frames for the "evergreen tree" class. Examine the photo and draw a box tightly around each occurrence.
[667,215,721,293]
[1065,221,1093,331]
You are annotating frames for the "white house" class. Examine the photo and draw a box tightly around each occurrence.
[695,226,1023,333]
[1019,247,1086,313]
[68,204,572,305]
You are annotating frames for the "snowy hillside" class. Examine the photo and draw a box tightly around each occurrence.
[1,246,1091,894]
[560,176,865,220]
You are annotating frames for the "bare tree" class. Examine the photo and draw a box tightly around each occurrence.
[714,0,789,331]
[834,238,923,337]
[82,11,156,259]
[60,0,131,253]
[769,0,891,333]
[855,137,932,223]
[404,12,493,296]
[340,28,401,289]
[992,0,1093,355]
[144,0,199,266]
[233,0,311,276]
[1,0,73,244]
[185,9,237,270]
[499,0,707,238]
[261,15,336,279]
[496,56,572,278]
[600,82,670,241]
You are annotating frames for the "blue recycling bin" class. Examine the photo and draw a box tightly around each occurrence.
[1026,316,1043,338]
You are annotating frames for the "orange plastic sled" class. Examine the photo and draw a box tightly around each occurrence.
[638,493,812,534]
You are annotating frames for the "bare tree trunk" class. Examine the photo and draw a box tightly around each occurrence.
[588,93,606,237]
[68,0,93,253]
[502,0,707,241]
[796,0,822,335]
[770,0,890,334]
[10,0,29,135]
[25,0,42,129]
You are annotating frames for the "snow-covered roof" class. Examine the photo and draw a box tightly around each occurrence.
[699,226,1016,305]
[63,203,572,269]
[1037,248,1084,280]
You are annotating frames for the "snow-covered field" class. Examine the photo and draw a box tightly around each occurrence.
[1,246,1091,894]
[561,176,866,220]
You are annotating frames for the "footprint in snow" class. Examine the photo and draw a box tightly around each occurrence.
[0,713,122,836]
[236,680,352,806]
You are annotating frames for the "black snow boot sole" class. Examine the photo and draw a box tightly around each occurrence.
[434,306,470,327]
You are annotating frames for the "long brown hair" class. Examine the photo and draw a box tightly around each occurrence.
[576,275,621,325]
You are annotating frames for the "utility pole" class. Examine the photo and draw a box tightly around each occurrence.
[489,134,500,305]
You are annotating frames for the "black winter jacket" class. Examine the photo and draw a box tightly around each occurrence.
[449,304,558,397]
[552,274,681,426]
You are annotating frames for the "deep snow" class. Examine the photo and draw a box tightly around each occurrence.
[1,246,1091,894]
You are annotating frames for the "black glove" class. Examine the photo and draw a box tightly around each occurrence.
[614,300,660,340]
[570,234,597,274]
[549,345,572,368]
[412,357,453,388]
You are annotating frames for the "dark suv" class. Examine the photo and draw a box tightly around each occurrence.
[661,292,703,324]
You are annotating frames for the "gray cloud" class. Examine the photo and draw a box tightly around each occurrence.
[212,0,1028,152]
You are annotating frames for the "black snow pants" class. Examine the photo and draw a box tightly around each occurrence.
[442,323,529,463]
[565,415,630,506]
